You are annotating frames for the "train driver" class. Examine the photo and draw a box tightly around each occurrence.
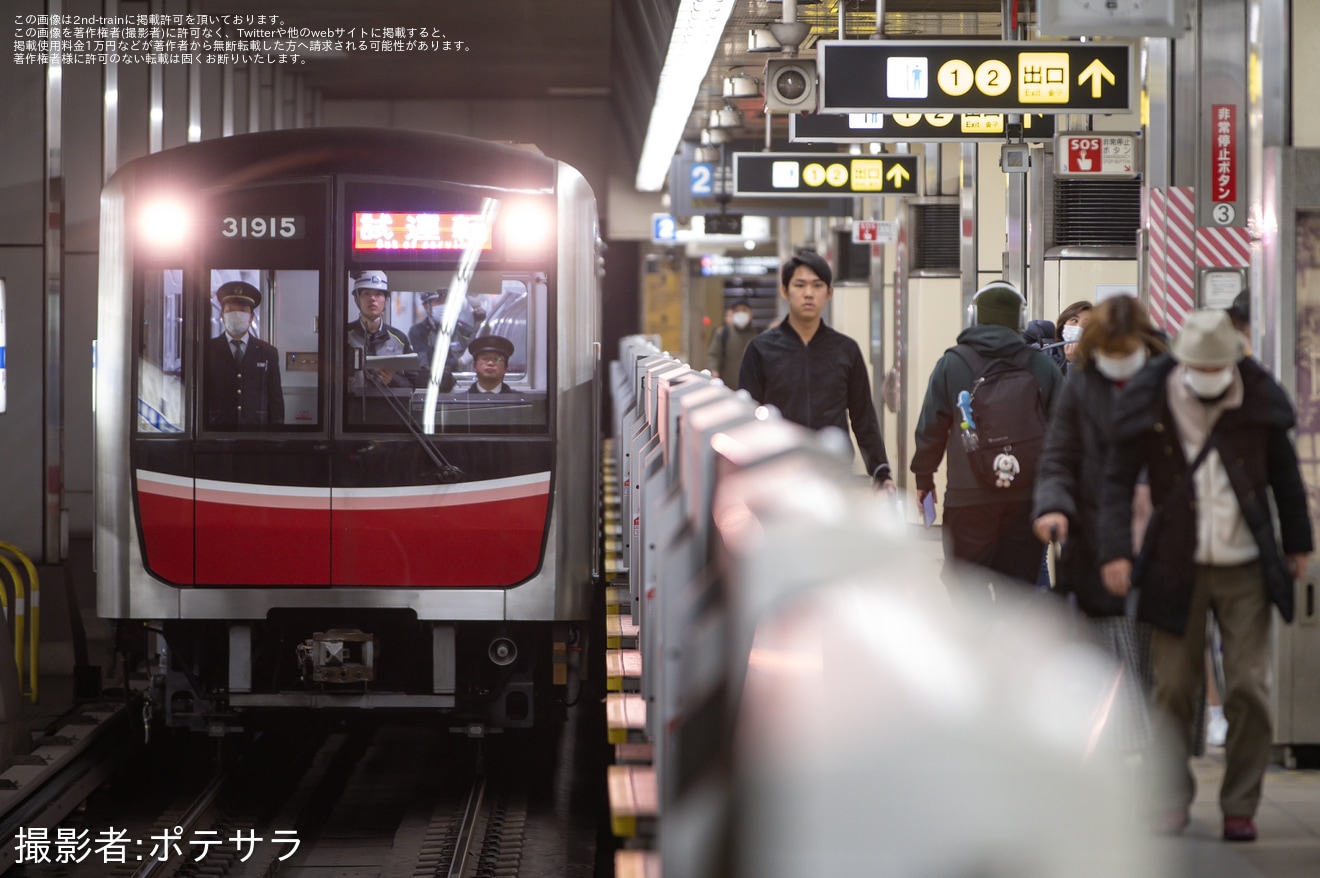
[346,270,419,393]
[466,336,517,394]
[204,280,285,428]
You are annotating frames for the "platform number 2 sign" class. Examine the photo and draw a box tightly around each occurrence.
[690,163,714,197]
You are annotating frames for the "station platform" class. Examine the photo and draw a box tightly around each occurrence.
[906,528,1320,876]
[1168,753,1320,876]
[596,513,1320,875]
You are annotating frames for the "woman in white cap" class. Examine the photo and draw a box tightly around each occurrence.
[1097,309,1313,842]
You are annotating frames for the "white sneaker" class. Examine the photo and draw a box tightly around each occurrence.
[1207,706,1228,747]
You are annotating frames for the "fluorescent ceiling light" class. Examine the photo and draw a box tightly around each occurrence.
[635,0,739,192]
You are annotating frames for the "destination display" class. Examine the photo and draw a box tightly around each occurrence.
[791,112,1056,143]
[818,40,1132,114]
[733,153,920,197]
[352,212,493,251]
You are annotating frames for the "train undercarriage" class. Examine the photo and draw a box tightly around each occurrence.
[122,613,582,736]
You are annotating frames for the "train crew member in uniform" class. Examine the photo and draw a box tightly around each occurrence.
[346,270,419,393]
[204,280,284,428]
[738,250,895,491]
[910,281,1063,600]
[466,335,517,394]
[1098,310,1313,842]
[408,290,463,392]
[706,299,758,390]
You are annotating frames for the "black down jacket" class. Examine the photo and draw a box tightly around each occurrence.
[1097,355,1313,636]
[1032,363,1132,617]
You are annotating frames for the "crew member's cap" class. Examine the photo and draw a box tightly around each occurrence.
[420,290,444,306]
[215,280,261,309]
[468,335,515,361]
[1171,309,1244,369]
[973,281,1025,329]
[730,299,752,310]
[353,271,389,293]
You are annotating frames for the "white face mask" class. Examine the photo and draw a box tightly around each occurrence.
[1185,366,1235,399]
[1093,348,1147,381]
[223,311,251,337]
[1061,323,1083,343]
[731,311,751,329]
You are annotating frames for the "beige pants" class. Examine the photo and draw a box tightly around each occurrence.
[1150,562,1272,817]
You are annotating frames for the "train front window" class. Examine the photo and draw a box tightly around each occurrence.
[136,269,185,433]
[203,269,321,430]
[342,269,548,432]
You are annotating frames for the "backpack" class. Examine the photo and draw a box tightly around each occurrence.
[949,344,1048,491]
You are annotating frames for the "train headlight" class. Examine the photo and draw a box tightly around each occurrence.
[138,199,192,248]
[502,202,553,255]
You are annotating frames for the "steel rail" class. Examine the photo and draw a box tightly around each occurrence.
[446,775,487,878]
[130,769,228,878]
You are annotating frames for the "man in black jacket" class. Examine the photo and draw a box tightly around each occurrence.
[204,280,284,428]
[1098,309,1312,842]
[739,251,894,490]
[910,281,1063,598]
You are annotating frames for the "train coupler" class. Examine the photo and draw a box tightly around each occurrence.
[296,628,376,684]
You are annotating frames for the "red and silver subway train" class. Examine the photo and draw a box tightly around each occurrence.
[95,128,601,733]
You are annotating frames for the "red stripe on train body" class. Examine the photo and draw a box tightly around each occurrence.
[137,474,551,587]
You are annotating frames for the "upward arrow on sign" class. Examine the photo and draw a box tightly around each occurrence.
[886,163,911,188]
[1078,59,1116,99]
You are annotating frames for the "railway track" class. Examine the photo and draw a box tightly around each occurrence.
[5,719,561,878]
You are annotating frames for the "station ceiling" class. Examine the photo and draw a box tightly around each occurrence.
[203,1,1006,185]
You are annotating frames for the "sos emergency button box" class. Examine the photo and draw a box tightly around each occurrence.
[1055,132,1140,178]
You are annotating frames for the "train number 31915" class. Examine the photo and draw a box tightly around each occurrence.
[221,215,303,239]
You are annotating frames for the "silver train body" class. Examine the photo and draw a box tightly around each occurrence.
[95,128,600,732]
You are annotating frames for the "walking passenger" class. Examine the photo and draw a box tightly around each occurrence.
[1032,294,1166,614]
[1051,299,1093,375]
[706,299,759,389]
[739,251,895,491]
[910,281,1063,601]
[1031,295,1167,749]
[1098,309,1313,842]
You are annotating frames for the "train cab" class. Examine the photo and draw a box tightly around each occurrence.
[96,129,600,732]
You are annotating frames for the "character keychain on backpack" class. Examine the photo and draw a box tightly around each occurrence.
[992,451,1021,487]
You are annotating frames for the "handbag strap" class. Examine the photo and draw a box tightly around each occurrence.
[1129,426,1221,614]
[1162,428,1220,511]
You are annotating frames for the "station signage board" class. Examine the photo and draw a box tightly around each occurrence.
[792,111,1055,143]
[733,153,920,197]
[669,154,854,217]
[1054,133,1139,178]
[818,40,1132,114]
